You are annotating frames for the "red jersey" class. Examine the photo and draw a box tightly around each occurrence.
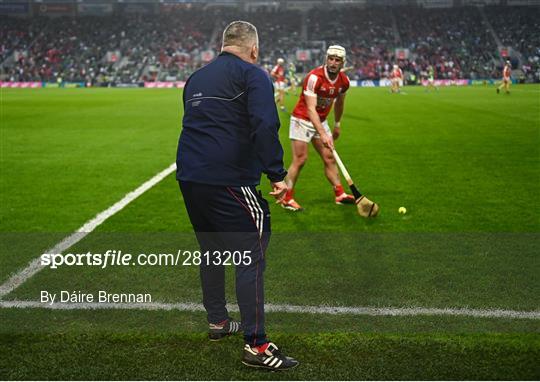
[391,68,403,79]
[503,65,511,79]
[271,64,285,82]
[292,66,350,122]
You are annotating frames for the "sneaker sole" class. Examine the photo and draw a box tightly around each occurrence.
[209,331,241,341]
[280,204,303,212]
[209,333,231,341]
[241,361,299,371]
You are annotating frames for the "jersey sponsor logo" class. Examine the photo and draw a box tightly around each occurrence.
[316,96,333,108]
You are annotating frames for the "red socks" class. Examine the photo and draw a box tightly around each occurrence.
[254,342,270,353]
[334,184,345,196]
[284,188,294,201]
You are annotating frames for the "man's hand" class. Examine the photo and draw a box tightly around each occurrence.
[269,181,288,203]
[332,126,341,141]
[320,133,334,150]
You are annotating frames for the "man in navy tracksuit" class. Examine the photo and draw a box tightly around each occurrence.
[176,21,298,371]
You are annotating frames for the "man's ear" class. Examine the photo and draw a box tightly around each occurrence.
[251,44,258,62]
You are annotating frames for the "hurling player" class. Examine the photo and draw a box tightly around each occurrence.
[280,45,377,213]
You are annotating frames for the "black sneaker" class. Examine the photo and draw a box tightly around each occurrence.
[242,342,299,371]
[208,319,242,341]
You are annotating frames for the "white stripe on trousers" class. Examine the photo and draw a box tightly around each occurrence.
[241,187,263,238]
[240,187,259,235]
[245,187,264,238]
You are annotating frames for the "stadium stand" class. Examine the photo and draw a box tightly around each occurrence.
[484,6,540,83]
[1,3,538,84]
[395,6,498,80]
[306,6,396,80]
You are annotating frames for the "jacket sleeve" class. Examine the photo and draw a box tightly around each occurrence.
[182,76,190,108]
[246,66,287,183]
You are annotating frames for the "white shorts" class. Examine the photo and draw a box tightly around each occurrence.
[289,116,331,143]
[275,81,286,90]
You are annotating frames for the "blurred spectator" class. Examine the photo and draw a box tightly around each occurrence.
[0,5,538,83]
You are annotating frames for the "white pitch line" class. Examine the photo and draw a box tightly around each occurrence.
[0,163,176,299]
[0,300,538,320]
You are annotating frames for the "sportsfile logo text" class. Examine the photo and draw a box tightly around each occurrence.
[40,249,253,269]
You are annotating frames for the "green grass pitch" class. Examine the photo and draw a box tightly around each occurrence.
[0,85,539,379]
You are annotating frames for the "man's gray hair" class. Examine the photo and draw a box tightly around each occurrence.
[222,21,259,49]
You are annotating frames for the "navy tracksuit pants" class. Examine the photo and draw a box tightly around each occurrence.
[179,181,270,346]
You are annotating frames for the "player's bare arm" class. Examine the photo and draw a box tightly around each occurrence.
[333,93,346,141]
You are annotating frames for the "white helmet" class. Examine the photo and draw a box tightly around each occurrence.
[277,58,284,64]
[393,64,398,69]
[326,45,346,61]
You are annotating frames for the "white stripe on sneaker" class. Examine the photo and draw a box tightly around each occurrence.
[269,358,279,367]
[245,345,258,355]
[275,359,283,368]
[263,356,273,365]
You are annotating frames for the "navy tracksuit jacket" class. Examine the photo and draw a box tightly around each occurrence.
[176,51,287,345]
